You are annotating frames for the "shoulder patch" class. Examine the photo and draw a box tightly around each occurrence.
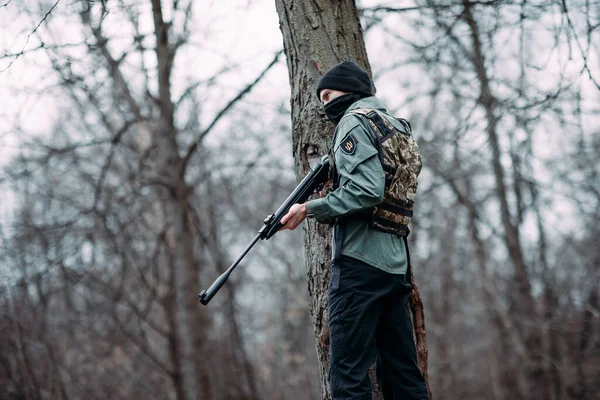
[340,134,357,155]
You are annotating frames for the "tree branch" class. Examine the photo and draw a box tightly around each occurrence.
[181,50,282,175]
[0,42,85,60]
[560,0,600,90]
[174,63,239,109]
[0,0,60,72]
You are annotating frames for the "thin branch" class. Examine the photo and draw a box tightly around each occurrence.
[80,4,144,121]
[362,4,452,13]
[34,138,110,154]
[0,0,61,72]
[560,0,600,90]
[0,42,84,59]
[181,50,283,175]
[361,0,553,14]
[111,305,173,377]
[174,63,239,109]
[93,120,136,211]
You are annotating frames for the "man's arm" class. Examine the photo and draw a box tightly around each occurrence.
[281,119,384,230]
[306,144,384,224]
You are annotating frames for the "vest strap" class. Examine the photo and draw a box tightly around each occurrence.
[372,217,410,237]
[377,202,413,217]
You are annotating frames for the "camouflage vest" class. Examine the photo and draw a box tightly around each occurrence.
[347,108,422,237]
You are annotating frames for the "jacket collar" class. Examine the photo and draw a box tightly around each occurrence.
[346,96,387,114]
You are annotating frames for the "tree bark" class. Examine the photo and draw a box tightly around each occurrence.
[274,1,431,398]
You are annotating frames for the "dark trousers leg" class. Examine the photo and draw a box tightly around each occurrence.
[328,256,389,400]
[375,276,430,400]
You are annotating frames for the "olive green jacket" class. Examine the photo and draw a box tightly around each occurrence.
[306,96,408,275]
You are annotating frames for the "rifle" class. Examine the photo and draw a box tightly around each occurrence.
[199,158,330,305]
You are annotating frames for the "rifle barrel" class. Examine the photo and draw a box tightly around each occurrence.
[199,159,330,306]
[199,233,261,305]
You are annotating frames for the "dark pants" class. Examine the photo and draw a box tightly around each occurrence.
[328,256,430,400]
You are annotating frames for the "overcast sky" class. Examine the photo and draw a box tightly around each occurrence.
[0,0,598,236]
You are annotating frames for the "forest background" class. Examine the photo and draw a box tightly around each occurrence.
[0,0,598,399]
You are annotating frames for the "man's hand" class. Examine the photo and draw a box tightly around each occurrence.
[279,203,307,231]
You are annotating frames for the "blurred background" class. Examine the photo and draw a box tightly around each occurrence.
[0,0,598,399]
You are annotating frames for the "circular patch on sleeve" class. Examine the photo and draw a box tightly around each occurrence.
[340,134,357,155]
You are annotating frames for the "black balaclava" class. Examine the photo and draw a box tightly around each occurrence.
[323,93,363,124]
[316,61,373,124]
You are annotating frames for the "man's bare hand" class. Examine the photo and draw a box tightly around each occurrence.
[279,203,307,231]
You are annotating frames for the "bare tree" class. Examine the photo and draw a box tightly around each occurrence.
[0,1,286,399]
[361,0,600,398]
[2,0,598,399]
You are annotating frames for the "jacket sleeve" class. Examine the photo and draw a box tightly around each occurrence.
[306,119,384,224]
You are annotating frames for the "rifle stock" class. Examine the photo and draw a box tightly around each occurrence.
[199,158,330,305]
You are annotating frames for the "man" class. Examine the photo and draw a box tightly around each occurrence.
[280,61,430,400]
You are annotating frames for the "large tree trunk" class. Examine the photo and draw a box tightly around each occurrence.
[274,1,431,398]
